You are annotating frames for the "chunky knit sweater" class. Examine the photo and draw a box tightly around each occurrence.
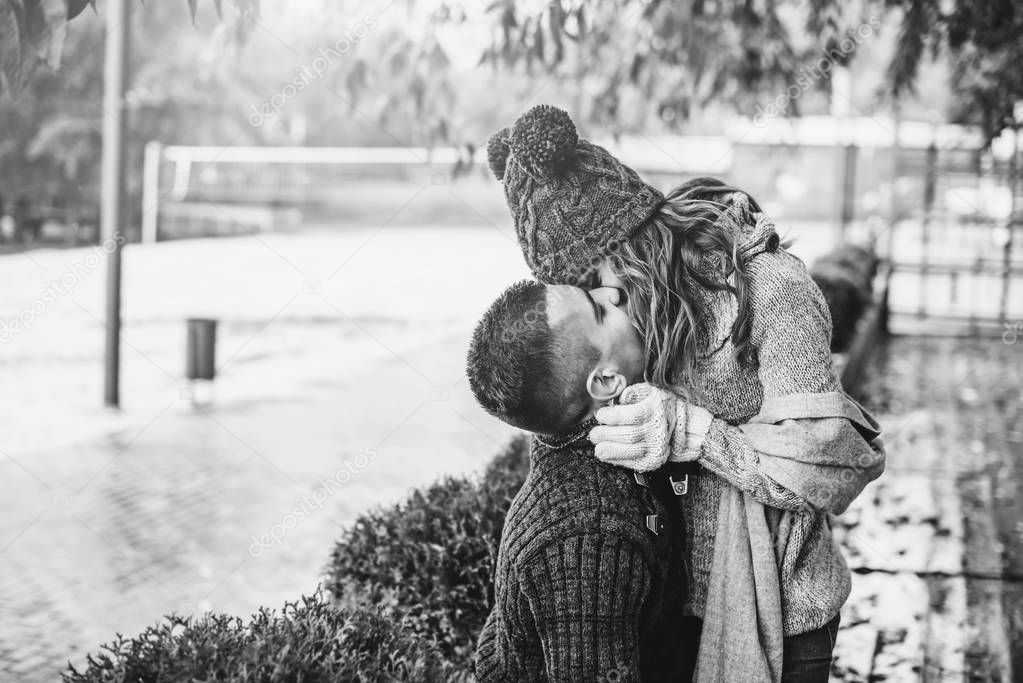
[671,200,883,636]
[475,434,690,682]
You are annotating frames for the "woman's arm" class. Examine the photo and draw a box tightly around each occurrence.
[588,383,883,513]
[674,409,882,513]
[671,248,883,512]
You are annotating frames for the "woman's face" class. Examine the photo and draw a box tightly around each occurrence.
[593,258,645,339]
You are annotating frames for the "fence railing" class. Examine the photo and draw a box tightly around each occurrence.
[141,133,1022,334]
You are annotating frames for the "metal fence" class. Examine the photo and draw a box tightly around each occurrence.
[143,133,1022,335]
[880,143,1022,334]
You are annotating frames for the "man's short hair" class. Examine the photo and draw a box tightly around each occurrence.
[467,280,600,434]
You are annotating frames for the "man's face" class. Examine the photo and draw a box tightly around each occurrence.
[545,285,645,387]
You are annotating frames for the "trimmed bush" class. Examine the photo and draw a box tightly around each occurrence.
[62,591,453,682]
[812,265,866,353]
[810,244,879,353]
[324,434,530,672]
[813,244,878,295]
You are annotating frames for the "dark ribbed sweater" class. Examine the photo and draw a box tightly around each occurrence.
[475,433,688,682]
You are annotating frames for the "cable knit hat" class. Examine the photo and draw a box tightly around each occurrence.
[487,105,664,284]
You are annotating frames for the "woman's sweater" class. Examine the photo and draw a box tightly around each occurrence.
[671,198,883,636]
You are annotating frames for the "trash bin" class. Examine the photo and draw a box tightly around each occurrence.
[186,318,217,381]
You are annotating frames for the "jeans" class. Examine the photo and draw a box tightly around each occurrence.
[678,614,841,682]
[781,615,841,682]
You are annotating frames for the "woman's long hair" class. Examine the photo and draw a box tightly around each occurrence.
[609,177,760,401]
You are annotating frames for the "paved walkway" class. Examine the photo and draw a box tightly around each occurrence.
[0,328,516,681]
[831,335,1022,681]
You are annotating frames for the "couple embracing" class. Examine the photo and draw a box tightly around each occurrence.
[465,105,885,682]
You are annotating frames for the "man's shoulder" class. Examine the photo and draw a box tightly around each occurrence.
[500,438,653,564]
[521,438,648,514]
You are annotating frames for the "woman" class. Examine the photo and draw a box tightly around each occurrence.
[486,104,885,682]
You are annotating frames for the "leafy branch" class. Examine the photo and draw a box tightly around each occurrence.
[474,0,1022,139]
[0,0,259,98]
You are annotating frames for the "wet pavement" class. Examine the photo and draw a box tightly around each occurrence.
[832,334,1022,681]
[0,329,516,681]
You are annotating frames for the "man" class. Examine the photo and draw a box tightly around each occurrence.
[468,280,693,681]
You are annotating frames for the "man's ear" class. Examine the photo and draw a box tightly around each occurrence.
[586,367,627,402]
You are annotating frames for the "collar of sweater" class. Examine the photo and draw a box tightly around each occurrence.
[534,417,598,454]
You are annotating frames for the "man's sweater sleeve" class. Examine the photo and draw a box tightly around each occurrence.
[519,533,650,682]
[675,249,883,512]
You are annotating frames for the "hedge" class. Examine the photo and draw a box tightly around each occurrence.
[810,243,879,353]
[62,592,453,682]
[324,434,531,672]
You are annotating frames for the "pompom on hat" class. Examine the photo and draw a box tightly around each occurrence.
[487,105,664,285]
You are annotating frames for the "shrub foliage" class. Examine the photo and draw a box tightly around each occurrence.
[810,243,879,353]
[324,435,530,669]
[62,592,452,682]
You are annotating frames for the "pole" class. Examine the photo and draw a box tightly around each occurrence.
[1001,121,1019,323]
[840,143,857,239]
[141,141,162,243]
[918,140,937,319]
[101,0,130,407]
[887,99,901,260]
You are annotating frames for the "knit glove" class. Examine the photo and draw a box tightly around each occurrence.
[589,383,681,472]
[671,402,714,462]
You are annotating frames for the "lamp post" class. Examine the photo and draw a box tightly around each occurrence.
[100,0,130,407]
[1002,101,1023,323]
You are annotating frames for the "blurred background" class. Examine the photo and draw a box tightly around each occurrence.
[0,0,1020,680]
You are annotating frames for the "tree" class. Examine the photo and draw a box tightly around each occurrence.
[475,0,833,128]
[472,0,1021,140]
[0,0,263,225]
[0,0,258,98]
[0,0,88,97]
[893,0,1022,142]
[3,0,1019,151]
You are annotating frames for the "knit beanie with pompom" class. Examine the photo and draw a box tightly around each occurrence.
[487,105,664,285]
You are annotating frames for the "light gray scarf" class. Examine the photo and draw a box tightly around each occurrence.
[695,391,883,682]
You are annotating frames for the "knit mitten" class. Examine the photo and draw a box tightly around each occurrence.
[669,402,715,462]
[589,383,678,472]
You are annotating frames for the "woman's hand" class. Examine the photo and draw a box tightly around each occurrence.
[589,383,681,472]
